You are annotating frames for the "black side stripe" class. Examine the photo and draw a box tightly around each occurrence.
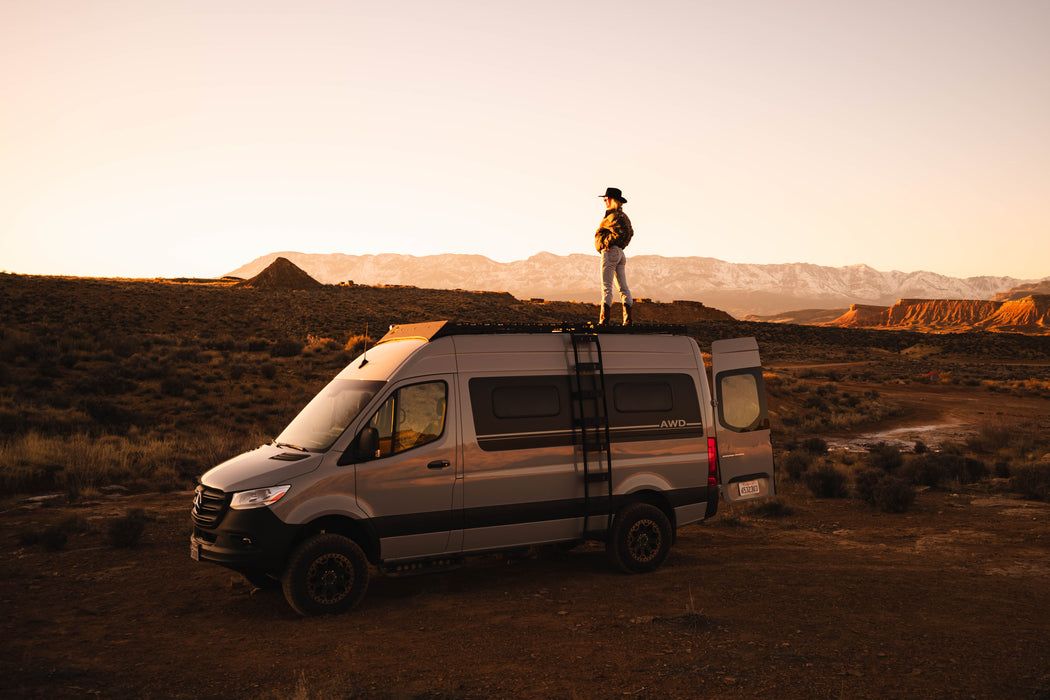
[369,486,715,539]
[477,426,704,452]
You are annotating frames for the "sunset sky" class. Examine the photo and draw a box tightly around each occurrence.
[2,1,1048,281]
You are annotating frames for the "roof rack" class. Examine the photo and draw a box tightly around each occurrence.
[378,320,690,343]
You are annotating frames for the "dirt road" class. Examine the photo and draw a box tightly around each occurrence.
[3,481,1048,699]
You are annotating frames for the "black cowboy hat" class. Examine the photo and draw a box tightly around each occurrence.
[599,187,627,203]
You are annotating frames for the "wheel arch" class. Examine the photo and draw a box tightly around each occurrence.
[292,515,380,564]
[618,488,677,534]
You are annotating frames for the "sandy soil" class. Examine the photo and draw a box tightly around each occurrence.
[2,481,1048,699]
[3,377,1050,699]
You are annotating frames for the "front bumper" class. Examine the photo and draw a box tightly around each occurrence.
[190,497,298,573]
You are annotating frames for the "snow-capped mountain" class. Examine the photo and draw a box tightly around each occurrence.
[225,251,1040,318]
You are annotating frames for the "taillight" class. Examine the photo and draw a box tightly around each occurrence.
[707,437,718,486]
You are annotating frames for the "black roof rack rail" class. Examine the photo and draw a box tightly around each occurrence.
[379,321,690,343]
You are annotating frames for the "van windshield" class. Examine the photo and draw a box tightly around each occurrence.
[274,379,385,451]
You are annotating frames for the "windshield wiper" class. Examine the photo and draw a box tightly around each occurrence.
[273,441,310,452]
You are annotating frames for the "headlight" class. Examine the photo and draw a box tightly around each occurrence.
[230,485,291,510]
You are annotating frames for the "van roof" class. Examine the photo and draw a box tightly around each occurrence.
[378,321,690,344]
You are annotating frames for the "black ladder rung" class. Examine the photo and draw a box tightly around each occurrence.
[573,389,604,400]
[583,529,607,540]
[575,416,608,429]
[576,361,601,372]
[585,471,610,483]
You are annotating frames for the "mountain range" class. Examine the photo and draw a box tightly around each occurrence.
[226,251,1045,319]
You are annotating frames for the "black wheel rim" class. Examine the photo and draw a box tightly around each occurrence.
[306,553,354,605]
[626,519,661,562]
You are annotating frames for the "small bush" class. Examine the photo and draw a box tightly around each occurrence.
[749,498,795,518]
[107,509,149,548]
[344,334,375,357]
[913,440,928,454]
[260,363,277,380]
[804,464,848,498]
[903,453,952,488]
[270,339,301,358]
[853,467,885,503]
[866,442,903,473]
[872,475,915,513]
[1011,464,1050,501]
[781,450,813,481]
[800,437,828,455]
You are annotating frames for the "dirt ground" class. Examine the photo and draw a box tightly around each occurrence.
[3,384,1050,699]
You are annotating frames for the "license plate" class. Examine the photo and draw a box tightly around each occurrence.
[738,479,761,497]
[190,539,200,561]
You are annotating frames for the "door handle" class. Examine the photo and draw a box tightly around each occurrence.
[427,460,451,470]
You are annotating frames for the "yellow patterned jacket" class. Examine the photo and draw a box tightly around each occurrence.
[594,209,634,252]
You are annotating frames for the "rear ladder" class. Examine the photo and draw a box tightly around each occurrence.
[570,333,614,538]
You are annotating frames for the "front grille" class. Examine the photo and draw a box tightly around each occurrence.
[192,485,229,527]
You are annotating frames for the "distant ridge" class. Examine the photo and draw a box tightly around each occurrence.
[226,251,1044,318]
[236,257,322,289]
[826,296,1050,334]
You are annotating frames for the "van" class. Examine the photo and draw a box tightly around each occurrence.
[191,321,775,616]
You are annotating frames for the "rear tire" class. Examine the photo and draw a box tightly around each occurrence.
[282,533,369,616]
[606,502,672,573]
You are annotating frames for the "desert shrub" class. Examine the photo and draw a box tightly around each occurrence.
[994,461,1012,478]
[260,363,277,379]
[228,363,248,380]
[1011,464,1050,501]
[107,509,148,548]
[344,334,374,356]
[781,450,813,481]
[247,337,270,352]
[956,456,989,483]
[913,440,928,454]
[160,374,192,397]
[804,464,848,498]
[872,475,915,513]
[853,467,885,503]
[966,422,1015,453]
[800,437,828,455]
[749,498,794,518]
[270,339,301,358]
[902,453,952,488]
[74,368,134,396]
[304,334,340,355]
[865,442,903,473]
[80,398,134,429]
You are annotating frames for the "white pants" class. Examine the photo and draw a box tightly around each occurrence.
[601,246,633,307]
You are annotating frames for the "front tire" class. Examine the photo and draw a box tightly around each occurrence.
[606,502,672,573]
[282,533,369,616]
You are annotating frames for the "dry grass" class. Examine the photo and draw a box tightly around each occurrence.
[2,273,1049,499]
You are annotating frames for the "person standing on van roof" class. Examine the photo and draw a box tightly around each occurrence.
[595,187,634,326]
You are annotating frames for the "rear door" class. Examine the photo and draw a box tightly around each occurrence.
[711,337,776,502]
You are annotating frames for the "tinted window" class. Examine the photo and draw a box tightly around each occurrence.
[367,381,447,457]
[492,385,561,418]
[613,381,673,413]
[717,369,766,432]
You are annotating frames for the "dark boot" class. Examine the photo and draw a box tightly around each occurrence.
[623,303,633,326]
[599,304,612,326]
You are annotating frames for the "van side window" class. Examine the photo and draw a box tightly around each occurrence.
[613,381,674,413]
[717,370,767,432]
[492,385,561,418]
[367,381,447,457]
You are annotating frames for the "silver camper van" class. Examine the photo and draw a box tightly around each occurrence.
[191,321,775,616]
